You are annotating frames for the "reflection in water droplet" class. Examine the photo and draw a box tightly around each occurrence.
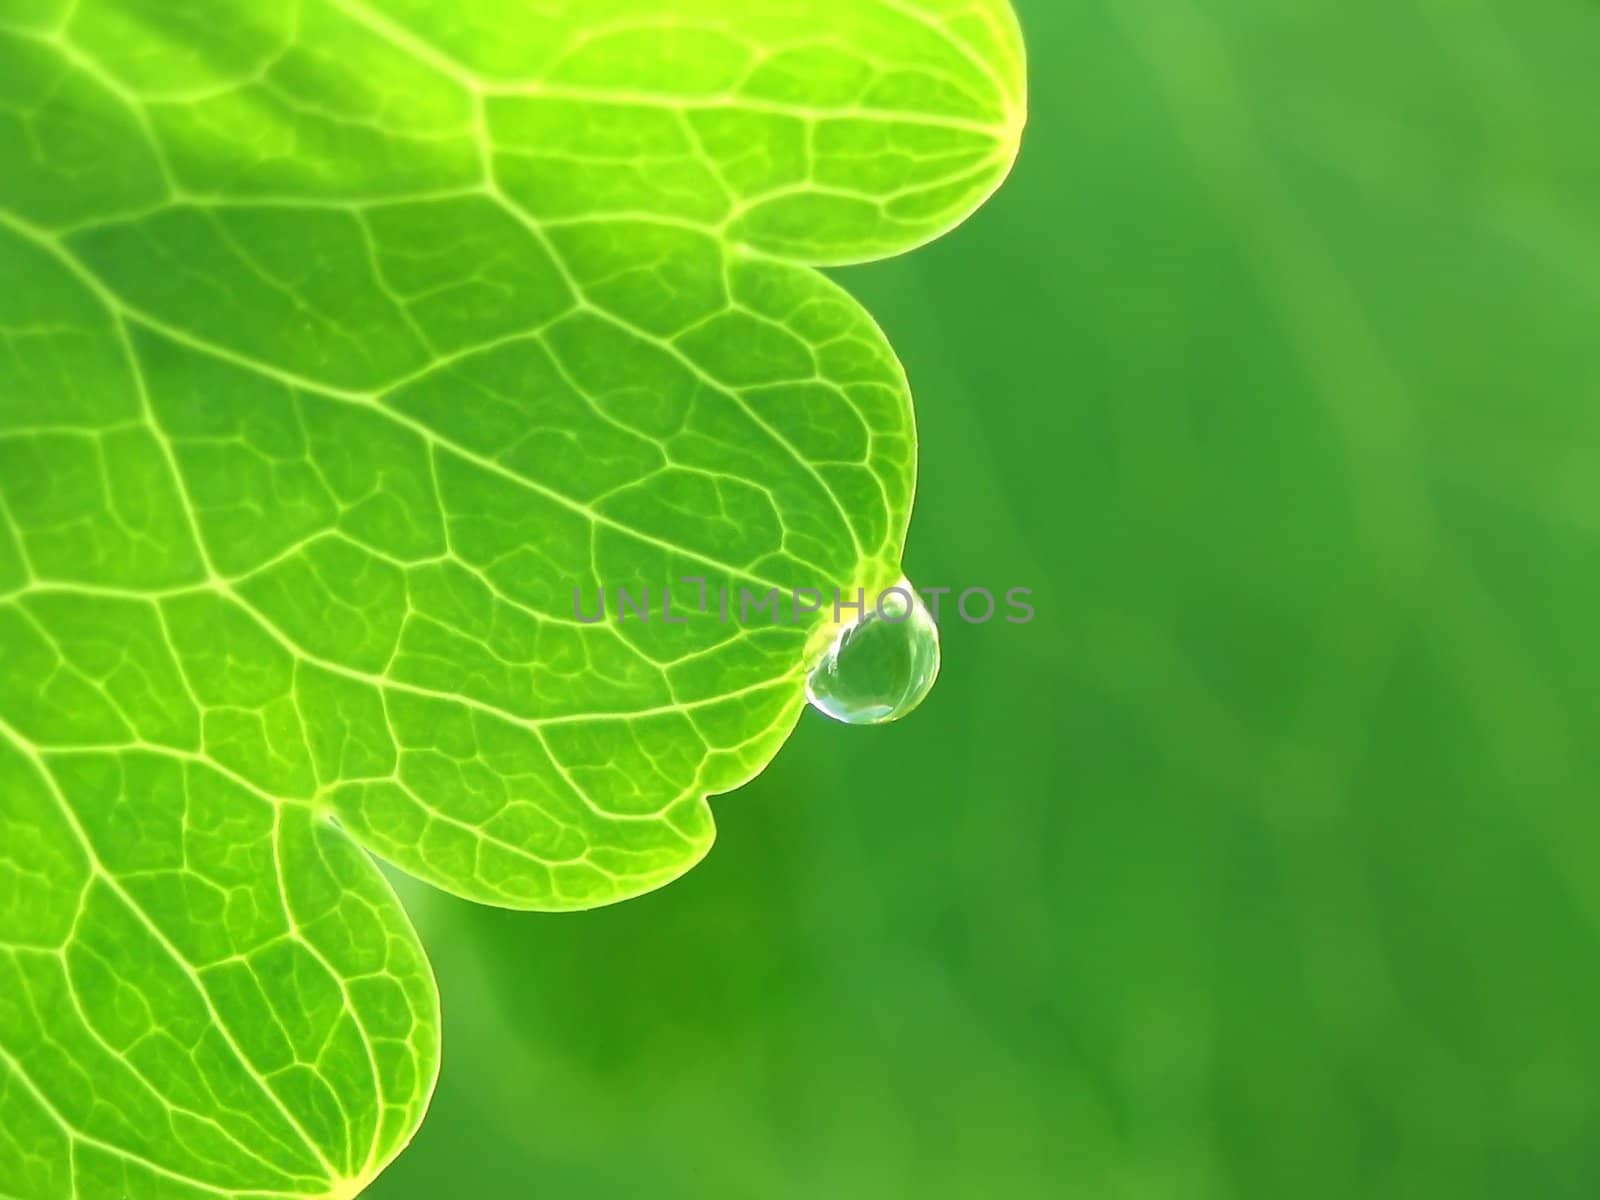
[805,581,941,725]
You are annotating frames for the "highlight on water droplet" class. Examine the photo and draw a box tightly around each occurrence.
[805,580,941,726]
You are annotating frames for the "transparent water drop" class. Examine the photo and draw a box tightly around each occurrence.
[805,581,941,725]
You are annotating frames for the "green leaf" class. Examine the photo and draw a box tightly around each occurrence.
[0,0,1023,1195]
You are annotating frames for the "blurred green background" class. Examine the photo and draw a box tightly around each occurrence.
[372,1,1600,1196]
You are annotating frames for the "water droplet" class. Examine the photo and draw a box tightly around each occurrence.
[805,581,941,725]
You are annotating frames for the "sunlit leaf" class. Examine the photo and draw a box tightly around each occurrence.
[0,1,1025,1194]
